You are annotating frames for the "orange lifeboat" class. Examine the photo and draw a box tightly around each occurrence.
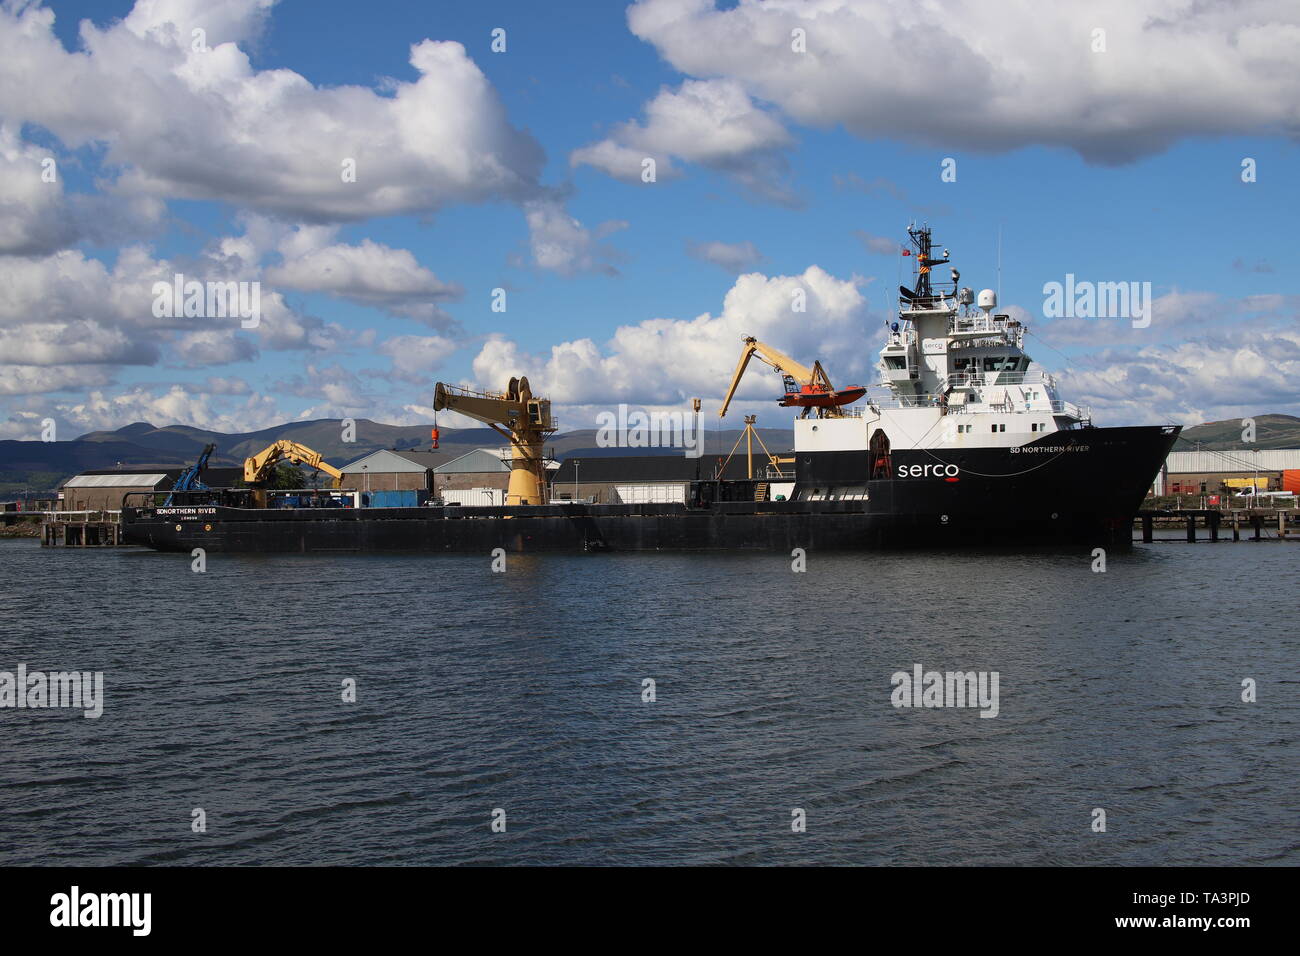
[778,384,867,409]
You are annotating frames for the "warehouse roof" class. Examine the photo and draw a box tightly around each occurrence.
[391,451,445,469]
[434,448,510,474]
[61,466,244,489]
[63,473,169,488]
[339,449,445,473]
[434,448,559,474]
[1166,448,1300,473]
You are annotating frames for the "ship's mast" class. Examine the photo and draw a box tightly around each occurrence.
[904,223,951,304]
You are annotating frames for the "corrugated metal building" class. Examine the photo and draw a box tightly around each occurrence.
[434,448,559,500]
[339,447,559,499]
[1155,448,1300,495]
[433,448,510,493]
[338,449,446,492]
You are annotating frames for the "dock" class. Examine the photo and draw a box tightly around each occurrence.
[1136,508,1297,543]
[39,510,130,547]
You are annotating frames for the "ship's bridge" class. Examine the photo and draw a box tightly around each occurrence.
[948,312,1024,347]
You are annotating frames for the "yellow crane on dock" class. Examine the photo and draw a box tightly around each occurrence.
[433,377,555,506]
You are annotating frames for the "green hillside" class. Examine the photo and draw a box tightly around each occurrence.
[1177,414,1300,450]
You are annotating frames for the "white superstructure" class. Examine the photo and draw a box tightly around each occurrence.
[795,225,1090,455]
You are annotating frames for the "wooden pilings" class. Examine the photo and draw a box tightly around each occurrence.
[41,520,125,547]
[1137,509,1294,543]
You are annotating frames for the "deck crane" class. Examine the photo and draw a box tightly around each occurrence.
[433,376,555,506]
[243,440,344,489]
[164,442,216,505]
[718,336,866,420]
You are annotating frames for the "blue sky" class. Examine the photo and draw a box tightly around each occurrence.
[1,0,1297,439]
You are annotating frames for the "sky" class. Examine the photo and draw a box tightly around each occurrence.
[1,0,1297,441]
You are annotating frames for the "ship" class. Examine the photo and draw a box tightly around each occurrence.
[121,226,1179,553]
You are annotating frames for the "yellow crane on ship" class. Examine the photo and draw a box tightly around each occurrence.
[243,440,344,488]
[433,376,556,506]
[718,336,865,420]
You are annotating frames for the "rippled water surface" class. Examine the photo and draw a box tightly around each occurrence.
[1,537,1295,865]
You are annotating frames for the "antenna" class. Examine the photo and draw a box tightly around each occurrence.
[996,225,1002,304]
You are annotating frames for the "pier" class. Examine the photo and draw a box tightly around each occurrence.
[1136,508,1296,543]
[39,511,129,548]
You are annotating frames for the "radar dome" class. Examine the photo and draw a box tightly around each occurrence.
[977,289,997,312]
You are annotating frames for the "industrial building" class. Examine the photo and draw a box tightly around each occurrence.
[337,447,559,505]
[58,467,242,512]
[337,449,445,493]
[435,448,559,505]
[1154,449,1300,496]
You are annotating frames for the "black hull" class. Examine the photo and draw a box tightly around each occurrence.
[122,425,1178,553]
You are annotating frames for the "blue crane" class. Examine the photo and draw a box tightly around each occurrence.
[164,443,216,505]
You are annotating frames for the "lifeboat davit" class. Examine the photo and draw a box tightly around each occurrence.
[778,384,868,408]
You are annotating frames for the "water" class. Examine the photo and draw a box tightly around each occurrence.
[1,537,1295,866]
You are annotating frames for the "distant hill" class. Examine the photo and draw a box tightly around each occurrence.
[73,418,487,464]
[0,419,796,494]
[1178,414,1300,450]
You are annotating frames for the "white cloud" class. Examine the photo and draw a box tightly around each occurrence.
[1024,291,1300,422]
[172,328,259,366]
[0,123,77,255]
[0,364,116,397]
[48,384,283,435]
[523,199,627,277]
[686,239,764,274]
[854,231,898,256]
[572,78,796,202]
[193,375,252,396]
[0,232,354,396]
[122,0,276,46]
[0,320,158,367]
[624,0,1300,164]
[471,265,870,412]
[1063,332,1300,424]
[0,2,545,221]
[265,233,463,328]
[375,333,459,383]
